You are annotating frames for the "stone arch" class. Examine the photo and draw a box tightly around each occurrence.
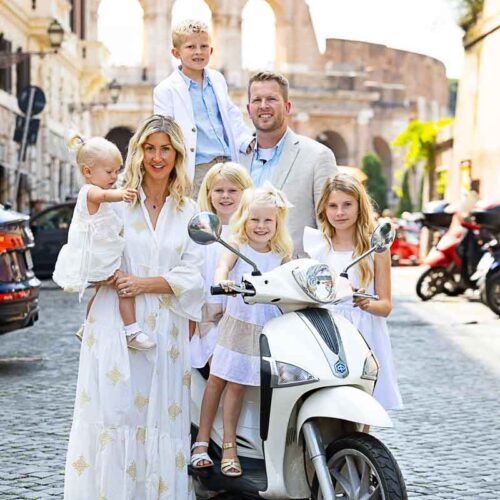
[372,136,392,180]
[317,131,349,165]
[106,126,134,164]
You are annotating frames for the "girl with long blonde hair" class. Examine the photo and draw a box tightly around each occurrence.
[304,173,402,412]
[191,183,292,477]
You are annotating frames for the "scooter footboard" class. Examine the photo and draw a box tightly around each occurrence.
[297,386,393,439]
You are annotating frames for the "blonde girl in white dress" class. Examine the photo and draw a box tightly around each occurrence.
[303,173,402,417]
[191,161,253,369]
[190,184,293,477]
[63,116,204,499]
[53,134,154,350]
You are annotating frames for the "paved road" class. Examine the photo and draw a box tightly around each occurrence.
[0,267,499,498]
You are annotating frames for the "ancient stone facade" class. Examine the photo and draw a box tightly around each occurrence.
[446,0,500,202]
[87,0,449,207]
[0,0,109,211]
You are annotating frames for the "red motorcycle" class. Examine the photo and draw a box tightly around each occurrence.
[415,203,484,301]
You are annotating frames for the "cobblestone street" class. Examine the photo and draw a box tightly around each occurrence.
[0,267,499,499]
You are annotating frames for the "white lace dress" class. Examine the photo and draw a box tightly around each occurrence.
[53,184,124,298]
[190,225,229,368]
[304,227,403,410]
[210,245,282,386]
[63,195,204,500]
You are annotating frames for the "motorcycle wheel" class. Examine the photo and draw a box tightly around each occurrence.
[311,432,407,500]
[416,267,448,301]
[485,270,500,316]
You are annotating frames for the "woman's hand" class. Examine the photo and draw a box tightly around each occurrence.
[353,287,371,312]
[116,272,144,298]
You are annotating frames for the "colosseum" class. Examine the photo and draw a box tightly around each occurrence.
[86,0,449,201]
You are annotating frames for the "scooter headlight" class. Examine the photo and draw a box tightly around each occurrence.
[267,359,318,388]
[292,264,336,303]
[361,351,379,381]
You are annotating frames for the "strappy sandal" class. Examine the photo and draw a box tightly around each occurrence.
[221,442,242,477]
[190,441,214,469]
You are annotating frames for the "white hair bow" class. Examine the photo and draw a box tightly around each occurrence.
[261,181,294,209]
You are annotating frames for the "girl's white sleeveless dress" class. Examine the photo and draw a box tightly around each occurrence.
[190,225,229,368]
[304,227,403,410]
[53,184,124,298]
[210,245,282,386]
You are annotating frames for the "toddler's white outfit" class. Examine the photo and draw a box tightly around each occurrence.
[304,227,403,410]
[210,245,282,386]
[53,184,124,298]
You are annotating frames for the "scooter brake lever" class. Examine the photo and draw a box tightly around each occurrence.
[353,292,380,301]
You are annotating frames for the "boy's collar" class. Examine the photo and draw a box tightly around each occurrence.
[177,66,209,87]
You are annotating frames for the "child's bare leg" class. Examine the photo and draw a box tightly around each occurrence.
[193,374,227,465]
[221,382,246,472]
[118,296,136,326]
[86,285,100,317]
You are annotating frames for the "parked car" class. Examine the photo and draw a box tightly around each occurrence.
[30,202,75,279]
[0,204,40,335]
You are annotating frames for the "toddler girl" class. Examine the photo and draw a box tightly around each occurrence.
[53,133,155,350]
[303,173,402,412]
[191,183,293,477]
[191,161,253,368]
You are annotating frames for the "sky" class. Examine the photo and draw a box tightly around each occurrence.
[98,0,465,78]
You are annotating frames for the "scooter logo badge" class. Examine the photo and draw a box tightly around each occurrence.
[334,359,348,377]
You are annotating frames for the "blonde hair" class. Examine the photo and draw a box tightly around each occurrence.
[229,185,293,260]
[197,162,253,213]
[316,173,376,287]
[67,133,122,175]
[122,115,190,210]
[172,19,210,49]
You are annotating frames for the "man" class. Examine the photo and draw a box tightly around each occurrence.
[240,71,338,256]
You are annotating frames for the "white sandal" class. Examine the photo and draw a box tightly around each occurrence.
[190,441,214,469]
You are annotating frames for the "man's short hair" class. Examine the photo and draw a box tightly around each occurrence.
[248,71,289,102]
[172,19,210,49]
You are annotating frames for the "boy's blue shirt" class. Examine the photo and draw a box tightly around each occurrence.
[177,67,231,164]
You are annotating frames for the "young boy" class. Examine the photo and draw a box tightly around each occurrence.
[153,19,254,195]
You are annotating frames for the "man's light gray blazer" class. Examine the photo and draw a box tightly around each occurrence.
[239,129,338,256]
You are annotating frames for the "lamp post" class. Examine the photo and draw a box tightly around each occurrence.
[0,18,65,68]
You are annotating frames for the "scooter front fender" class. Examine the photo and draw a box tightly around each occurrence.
[423,247,449,267]
[297,386,393,438]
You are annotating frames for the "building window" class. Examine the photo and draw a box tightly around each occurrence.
[0,37,13,94]
[69,0,86,39]
[16,48,31,96]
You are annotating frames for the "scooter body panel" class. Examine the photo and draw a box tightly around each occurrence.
[423,247,452,267]
[297,386,393,432]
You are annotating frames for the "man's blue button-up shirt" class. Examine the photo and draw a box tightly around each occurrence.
[178,68,231,165]
[249,129,289,187]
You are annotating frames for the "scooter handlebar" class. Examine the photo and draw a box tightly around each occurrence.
[210,285,230,296]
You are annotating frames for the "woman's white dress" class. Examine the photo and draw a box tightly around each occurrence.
[63,193,204,500]
[210,245,282,386]
[190,225,229,369]
[304,227,403,410]
[53,184,124,298]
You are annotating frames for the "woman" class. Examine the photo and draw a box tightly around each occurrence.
[64,115,204,499]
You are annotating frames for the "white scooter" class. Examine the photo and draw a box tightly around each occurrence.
[188,213,407,500]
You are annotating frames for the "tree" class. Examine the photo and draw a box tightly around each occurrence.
[392,118,453,207]
[453,0,485,30]
[361,153,387,212]
[395,169,413,217]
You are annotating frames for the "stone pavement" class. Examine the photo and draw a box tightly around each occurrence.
[0,268,499,499]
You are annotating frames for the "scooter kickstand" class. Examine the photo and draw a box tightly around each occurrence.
[302,421,335,500]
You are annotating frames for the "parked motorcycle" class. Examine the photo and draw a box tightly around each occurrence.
[471,203,500,316]
[415,203,485,301]
[187,212,407,500]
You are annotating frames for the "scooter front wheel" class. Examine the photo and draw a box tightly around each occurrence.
[311,432,407,500]
[416,266,448,301]
[485,269,500,316]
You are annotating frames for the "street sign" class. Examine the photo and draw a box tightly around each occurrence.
[17,85,46,116]
[13,116,40,146]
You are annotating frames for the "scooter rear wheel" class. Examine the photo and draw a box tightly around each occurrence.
[485,269,500,316]
[416,266,448,301]
[311,432,407,500]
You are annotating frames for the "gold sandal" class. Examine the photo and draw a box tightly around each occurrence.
[221,442,242,477]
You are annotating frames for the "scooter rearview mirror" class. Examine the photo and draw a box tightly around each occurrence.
[188,212,222,245]
[187,212,262,275]
[371,220,395,253]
